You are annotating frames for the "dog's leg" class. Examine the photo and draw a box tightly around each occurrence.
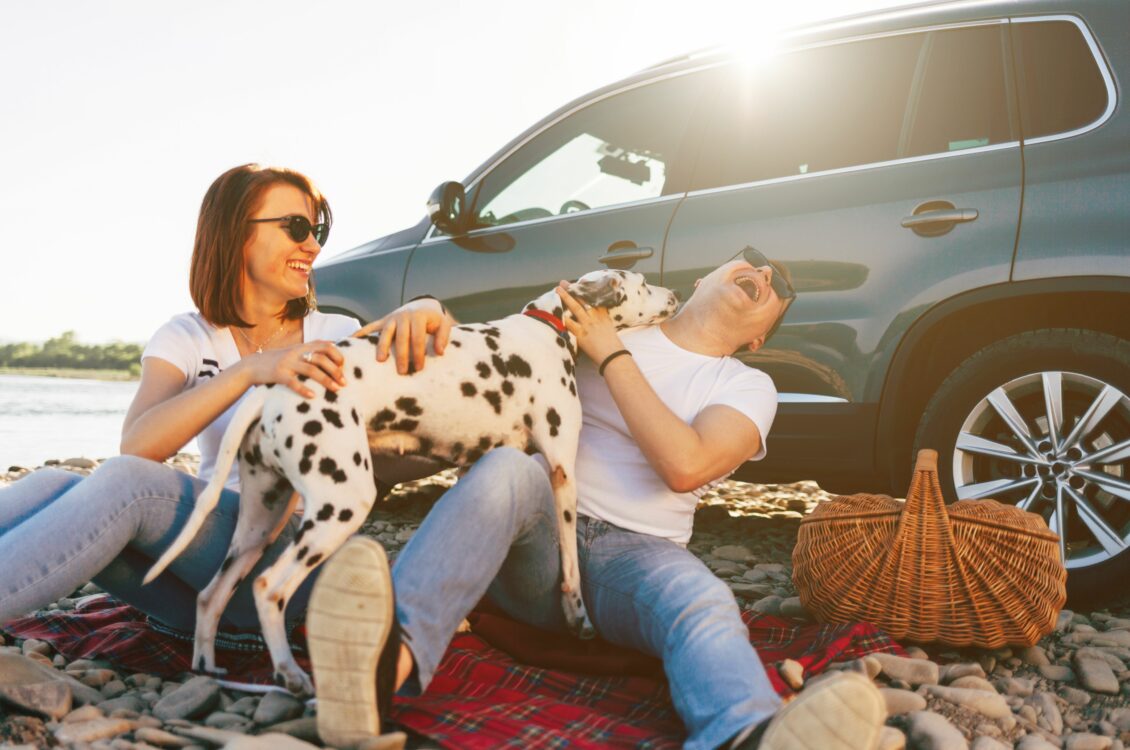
[192,467,298,675]
[252,468,377,696]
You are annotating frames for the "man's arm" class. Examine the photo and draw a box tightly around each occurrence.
[598,354,761,492]
[556,285,763,493]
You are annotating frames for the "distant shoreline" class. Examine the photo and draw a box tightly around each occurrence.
[0,366,138,382]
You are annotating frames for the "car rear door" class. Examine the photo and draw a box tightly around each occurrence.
[402,68,719,322]
[663,22,1023,486]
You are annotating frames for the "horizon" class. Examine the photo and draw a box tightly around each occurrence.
[6,0,909,346]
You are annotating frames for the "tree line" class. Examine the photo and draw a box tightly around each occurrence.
[0,331,143,375]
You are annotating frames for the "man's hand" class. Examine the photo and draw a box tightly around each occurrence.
[555,282,624,365]
[355,298,453,375]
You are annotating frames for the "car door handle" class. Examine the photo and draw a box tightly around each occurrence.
[900,208,979,228]
[598,243,653,269]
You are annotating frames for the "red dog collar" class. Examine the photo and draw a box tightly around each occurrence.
[523,309,567,336]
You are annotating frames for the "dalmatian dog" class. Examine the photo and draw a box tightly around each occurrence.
[144,269,680,695]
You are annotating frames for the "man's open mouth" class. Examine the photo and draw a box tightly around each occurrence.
[735,276,760,302]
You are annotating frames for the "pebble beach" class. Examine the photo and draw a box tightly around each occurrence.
[2,455,1129,750]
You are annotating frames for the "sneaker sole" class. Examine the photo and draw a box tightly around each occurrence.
[308,536,394,748]
[760,671,886,750]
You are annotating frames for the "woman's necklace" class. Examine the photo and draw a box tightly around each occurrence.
[235,320,289,354]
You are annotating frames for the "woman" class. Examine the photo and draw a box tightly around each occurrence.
[0,163,442,632]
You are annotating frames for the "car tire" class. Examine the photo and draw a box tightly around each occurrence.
[914,328,1130,609]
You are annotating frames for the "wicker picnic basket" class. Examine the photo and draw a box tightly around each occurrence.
[792,449,1066,648]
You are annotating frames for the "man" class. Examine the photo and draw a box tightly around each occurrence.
[307,248,887,750]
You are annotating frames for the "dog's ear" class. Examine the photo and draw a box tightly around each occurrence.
[567,274,625,309]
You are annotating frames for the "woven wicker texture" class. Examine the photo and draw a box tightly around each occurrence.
[792,449,1066,648]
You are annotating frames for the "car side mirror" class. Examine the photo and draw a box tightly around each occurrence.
[427,181,467,235]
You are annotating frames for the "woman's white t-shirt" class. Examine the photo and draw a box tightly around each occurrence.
[575,325,778,546]
[141,311,361,490]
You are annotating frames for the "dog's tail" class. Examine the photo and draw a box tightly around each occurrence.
[143,387,269,584]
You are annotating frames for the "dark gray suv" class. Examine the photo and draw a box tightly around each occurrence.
[315,0,1130,605]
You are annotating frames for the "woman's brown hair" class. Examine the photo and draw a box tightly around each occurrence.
[190,163,332,328]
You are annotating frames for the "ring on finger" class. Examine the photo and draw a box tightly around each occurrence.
[302,351,314,363]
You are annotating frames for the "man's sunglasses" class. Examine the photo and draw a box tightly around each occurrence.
[734,245,796,301]
[248,215,329,246]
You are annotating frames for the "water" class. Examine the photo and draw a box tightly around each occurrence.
[0,374,190,469]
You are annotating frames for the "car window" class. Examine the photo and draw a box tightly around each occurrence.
[471,71,710,229]
[1011,19,1108,139]
[691,33,923,190]
[904,25,1015,157]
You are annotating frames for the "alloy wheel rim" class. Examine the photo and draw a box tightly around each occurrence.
[952,370,1130,569]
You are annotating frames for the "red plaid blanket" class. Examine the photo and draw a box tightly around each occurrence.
[3,597,903,749]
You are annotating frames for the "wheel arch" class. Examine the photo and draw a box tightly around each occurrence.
[874,276,1130,487]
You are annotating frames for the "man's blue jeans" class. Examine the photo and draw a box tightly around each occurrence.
[394,447,782,750]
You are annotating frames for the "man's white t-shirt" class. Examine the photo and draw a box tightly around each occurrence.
[575,325,777,546]
[141,311,360,490]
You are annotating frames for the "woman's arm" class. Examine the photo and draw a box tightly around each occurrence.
[556,286,762,493]
[120,342,347,461]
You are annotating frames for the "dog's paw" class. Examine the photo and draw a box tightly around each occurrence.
[274,664,314,698]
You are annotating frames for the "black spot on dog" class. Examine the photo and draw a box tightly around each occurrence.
[353,452,362,466]
[324,389,338,404]
[547,407,561,437]
[562,359,575,376]
[465,448,483,462]
[555,337,566,348]
[370,409,396,431]
[484,336,499,351]
[506,355,532,377]
[339,339,352,348]
[276,414,283,422]
[316,503,335,521]
[491,354,508,377]
[552,306,564,319]
[563,509,573,522]
[297,402,310,413]
[351,408,360,425]
[299,458,312,474]
[560,377,567,386]
[483,391,502,414]
[364,457,370,470]
[303,444,317,457]
[220,555,234,573]
[523,413,533,428]
[406,360,418,375]
[263,479,290,508]
[476,362,491,379]
[319,457,340,477]
[303,420,323,436]
[396,397,423,416]
[249,417,260,432]
[451,441,464,458]
[569,382,577,396]
[418,437,433,455]
[322,409,344,428]
[285,436,294,449]
[297,374,309,382]
[391,419,419,431]
[478,436,492,451]
[296,546,308,560]
[461,382,477,397]
[306,553,323,567]
[614,313,623,322]
[339,508,354,522]
[295,520,314,545]
[276,597,285,612]
[501,380,514,396]
[354,366,363,379]
[450,340,462,348]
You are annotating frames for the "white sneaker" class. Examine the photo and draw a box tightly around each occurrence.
[757,671,886,750]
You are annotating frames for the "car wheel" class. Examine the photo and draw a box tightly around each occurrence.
[914,328,1130,608]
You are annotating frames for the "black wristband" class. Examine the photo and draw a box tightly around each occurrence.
[407,294,448,317]
[598,349,632,376]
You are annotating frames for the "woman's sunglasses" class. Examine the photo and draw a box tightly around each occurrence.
[249,215,330,246]
[737,245,796,301]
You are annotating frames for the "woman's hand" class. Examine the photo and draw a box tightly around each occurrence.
[555,282,624,364]
[355,297,452,375]
[243,341,347,398]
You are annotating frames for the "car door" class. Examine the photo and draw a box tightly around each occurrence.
[402,67,719,322]
[663,22,1023,484]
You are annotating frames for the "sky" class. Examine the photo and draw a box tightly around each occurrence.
[4,0,912,345]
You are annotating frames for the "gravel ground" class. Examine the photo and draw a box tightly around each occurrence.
[1,455,1128,750]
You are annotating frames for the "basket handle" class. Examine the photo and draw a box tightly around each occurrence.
[903,448,948,518]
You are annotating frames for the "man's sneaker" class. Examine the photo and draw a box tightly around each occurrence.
[734,671,887,750]
[308,536,402,749]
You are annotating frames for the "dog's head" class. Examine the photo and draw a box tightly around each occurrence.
[526,270,679,329]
